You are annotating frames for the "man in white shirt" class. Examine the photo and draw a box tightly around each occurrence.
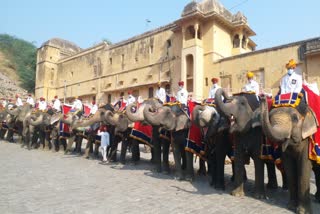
[26,94,35,107]
[126,90,136,106]
[97,126,110,162]
[52,95,61,112]
[208,77,221,98]
[243,71,260,95]
[38,97,47,111]
[176,81,188,106]
[280,59,302,94]
[90,101,98,115]
[72,97,83,111]
[155,81,166,104]
[15,94,23,107]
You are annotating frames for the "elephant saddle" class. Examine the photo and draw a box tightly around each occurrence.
[272,92,302,108]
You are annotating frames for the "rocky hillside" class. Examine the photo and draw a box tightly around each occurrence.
[0,50,28,99]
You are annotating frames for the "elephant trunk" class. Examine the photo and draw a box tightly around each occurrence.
[5,103,20,116]
[260,97,291,143]
[143,104,163,126]
[215,88,232,117]
[104,111,118,125]
[192,105,214,128]
[29,114,44,126]
[125,103,144,122]
[72,111,103,129]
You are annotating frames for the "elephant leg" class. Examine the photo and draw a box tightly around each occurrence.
[6,130,14,143]
[76,136,83,154]
[84,139,92,159]
[172,141,183,180]
[313,162,320,203]
[252,157,266,199]
[120,139,128,164]
[231,145,245,197]
[266,161,278,189]
[209,149,217,187]
[282,152,298,211]
[152,127,162,172]
[162,139,170,174]
[93,142,100,158]
[131,139,140,163]
[198,159,207,176]
[65,135,76,153]
[44,132,50,151]
[59,138,66,152]
[215,137,228,190]
[185,151,194,182]
[296,145,312,214]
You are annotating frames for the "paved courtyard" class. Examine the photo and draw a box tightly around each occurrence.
[0,141,318,214]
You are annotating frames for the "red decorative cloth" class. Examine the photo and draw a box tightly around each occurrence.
[303,84,320,164]
[185,100,204,159]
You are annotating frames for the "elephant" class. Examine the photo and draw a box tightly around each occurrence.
[70,105,130,161]
[214,88,266,198]
[126,99,171,172]
[192,104,235,189]
[29,111,62,150]
[143,102,194,181]
[5,103,33,147]
[260,96,318,213]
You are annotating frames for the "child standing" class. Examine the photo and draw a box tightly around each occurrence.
[97,126,110,162]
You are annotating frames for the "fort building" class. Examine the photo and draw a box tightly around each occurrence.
[35,0,320,105]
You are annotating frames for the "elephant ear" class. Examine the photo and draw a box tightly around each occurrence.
[251,109,261,128]
[302,108,318,139]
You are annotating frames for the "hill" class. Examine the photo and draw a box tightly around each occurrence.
[0,50,28,99]
[0,34,36,99]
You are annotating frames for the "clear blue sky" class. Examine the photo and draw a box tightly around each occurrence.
[2,0,320,50]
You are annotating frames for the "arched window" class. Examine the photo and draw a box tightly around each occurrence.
[233,34,240,48]
[242,35,247,49]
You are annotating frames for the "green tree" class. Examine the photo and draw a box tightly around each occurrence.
[0,34,36,92]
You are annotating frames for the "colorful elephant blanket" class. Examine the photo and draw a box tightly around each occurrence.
[130,122,152,147]
[185,101,205,159]
[272,92,302,108]
[303,84,320,164]
[60,104,72,138]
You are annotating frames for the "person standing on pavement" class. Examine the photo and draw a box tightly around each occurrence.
[97,126,110,162]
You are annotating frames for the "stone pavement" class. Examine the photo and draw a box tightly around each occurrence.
[0,141,319,214]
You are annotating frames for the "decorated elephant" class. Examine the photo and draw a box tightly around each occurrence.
[70,104,130,161]
[260,95,318,213]
[29,110,62,150]
[5,103,33,147]
[214,88,266,198]
[143,101,195,181]
[192,103,234,189]
[126,99,171,172]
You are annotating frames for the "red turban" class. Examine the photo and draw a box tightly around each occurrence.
[178,81,184,86]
